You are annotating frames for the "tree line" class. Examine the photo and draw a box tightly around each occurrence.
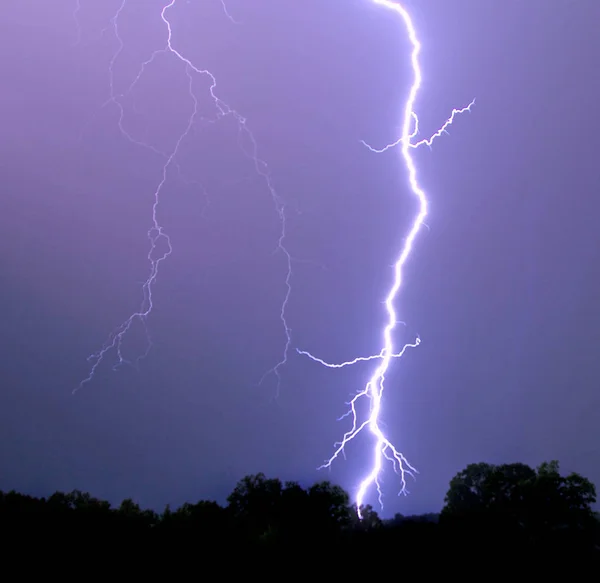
[1,460,598,572]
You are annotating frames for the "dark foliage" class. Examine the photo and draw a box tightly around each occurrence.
[1,461,598,574]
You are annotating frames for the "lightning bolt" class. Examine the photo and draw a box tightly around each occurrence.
[297,0,473,517]
[71,0,472,517]
[75,0,292,394]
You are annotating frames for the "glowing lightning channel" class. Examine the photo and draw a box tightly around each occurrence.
[75,0,293,394]
[297,0,473,517]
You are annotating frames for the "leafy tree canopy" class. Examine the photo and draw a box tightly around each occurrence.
[441,460,597,541]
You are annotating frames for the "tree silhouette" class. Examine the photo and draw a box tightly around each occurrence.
[441,459,597,555]
[226,473,285,542]
[0,462,598,569]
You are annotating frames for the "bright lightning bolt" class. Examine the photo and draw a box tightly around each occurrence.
[75,0,293,394]
[297,0,473,517]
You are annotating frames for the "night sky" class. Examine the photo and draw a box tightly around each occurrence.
[1,0,599,517]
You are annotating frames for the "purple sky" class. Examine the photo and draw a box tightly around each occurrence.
[1,0,599,517]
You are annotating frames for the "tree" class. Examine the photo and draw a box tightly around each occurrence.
[306,481,352,530]
[527,461,597,538]
[442,462,536,522]
[226,474,354,545]
[441,460,597,551]
[117,498,158,530]
[226,473,285,542]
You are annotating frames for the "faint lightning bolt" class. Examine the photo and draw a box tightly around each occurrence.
[297,0,473,517]
[218,0,241,25]
[72,0,81,45]
[75,0,292,394]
